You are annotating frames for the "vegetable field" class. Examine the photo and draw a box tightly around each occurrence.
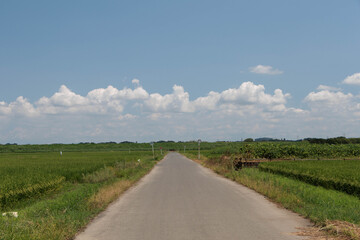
[206,142,360,160]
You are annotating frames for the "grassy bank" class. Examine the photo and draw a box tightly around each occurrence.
[0,151,162,240]
[183,152,360,239]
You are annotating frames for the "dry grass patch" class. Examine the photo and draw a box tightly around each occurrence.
[297,221,360,240]
[88,180,132,209]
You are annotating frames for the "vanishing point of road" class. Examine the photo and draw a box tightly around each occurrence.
[76,152,310,240]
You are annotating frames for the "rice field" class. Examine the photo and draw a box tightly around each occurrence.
[0,151,154,210]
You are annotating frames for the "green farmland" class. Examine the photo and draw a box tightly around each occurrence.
[2,140,360,239]
[0,149,161,240]
[0,151,157,210]
[259,160,360,196]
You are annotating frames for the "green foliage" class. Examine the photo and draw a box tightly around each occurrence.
[259,160,360,197]
[244,138,254,142]
[0,151,154,210]
[305,137,360,144]
[205,142,360,160]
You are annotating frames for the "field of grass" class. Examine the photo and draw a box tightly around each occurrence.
[259,160,360,197]
[0,150,162,240]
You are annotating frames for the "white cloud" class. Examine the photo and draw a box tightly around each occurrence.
[305,90,353,103]
[249,65,283,75]
[193,91,221,110]
[37,85,99,114]
[0,101,11,115]
[193,82,291,114]
[36,85,150,115]
[118,113,136,120]
[317,85,341,91]
[2,79,360,144]
[144,85,195,113]
[132,78,140,86]
[0,97,38,117]
[343,73,360,85]
[220,82,289,105]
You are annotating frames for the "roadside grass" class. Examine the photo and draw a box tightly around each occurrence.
[183,152,360,240]
[0,153,161,240]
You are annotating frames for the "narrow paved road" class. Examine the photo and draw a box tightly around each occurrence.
[76,152,310,240]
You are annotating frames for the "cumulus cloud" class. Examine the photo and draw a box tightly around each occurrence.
[250,65,283,75]
[343,73,360,85]
[194,82,291,113]
[220,82,289,105]
[132,78,140,86]
[2,79,360,144]
[0,97,38,117]
[0,81,295,121]
[302,88,360,137]
[305,90,353,104]
[36,85,149,115]
[144,85,195,113]
[317,85,341,91]
[0,101,11,115]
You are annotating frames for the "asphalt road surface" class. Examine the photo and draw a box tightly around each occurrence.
[76,152,311,240]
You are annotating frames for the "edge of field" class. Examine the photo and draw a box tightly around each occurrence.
[0,153,166,240]
[182,152,360,240]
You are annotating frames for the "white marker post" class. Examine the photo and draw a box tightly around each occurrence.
[184,145,186,153]
[160,147,163,155]
[198,139,201,160]
[150,142,155,159]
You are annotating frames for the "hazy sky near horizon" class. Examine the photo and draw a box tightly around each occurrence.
[1,1,360,144]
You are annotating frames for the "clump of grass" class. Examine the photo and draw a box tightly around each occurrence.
[82,167,116,183]
[88,180,132,209]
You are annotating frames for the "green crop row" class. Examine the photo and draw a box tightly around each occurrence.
[207,142,360,159]
[259,160,360,197]
[0,176,65,208]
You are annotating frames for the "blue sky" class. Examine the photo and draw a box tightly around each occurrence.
[1,1,360,143]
